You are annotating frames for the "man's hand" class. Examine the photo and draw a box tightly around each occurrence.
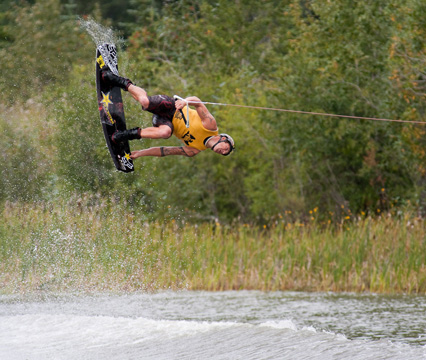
[175,97,200,110]
[174,96,217,130]
[175,99,186,110]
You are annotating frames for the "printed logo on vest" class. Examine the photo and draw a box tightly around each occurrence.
[182,131,196,146]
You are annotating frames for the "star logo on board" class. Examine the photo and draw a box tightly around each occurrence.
[120,152,134,170]
[101,91,113,108]
[99,91,115,125]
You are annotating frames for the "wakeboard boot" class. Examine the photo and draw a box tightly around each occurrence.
[112,127,141,144]
[101,68,133,91]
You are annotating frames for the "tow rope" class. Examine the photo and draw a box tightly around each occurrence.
[191,100,426,125]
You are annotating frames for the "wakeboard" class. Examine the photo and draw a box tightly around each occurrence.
[95,43,134,172]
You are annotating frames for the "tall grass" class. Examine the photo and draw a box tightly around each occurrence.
[1,199,425,294]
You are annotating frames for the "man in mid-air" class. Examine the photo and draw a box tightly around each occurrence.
[101,69,235,159]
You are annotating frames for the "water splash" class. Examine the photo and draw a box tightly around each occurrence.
[80,18,122,48]
[79,18,128,76]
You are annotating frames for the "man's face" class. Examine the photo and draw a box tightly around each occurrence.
[212,141,231,156]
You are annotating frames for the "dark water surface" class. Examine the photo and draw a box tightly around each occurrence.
[0,291,424,359]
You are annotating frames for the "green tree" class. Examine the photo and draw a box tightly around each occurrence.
[2,0,425,222]
[388,0,426,212]
[0,0,91,104]
[123,0,294,220]
[264,0,424,217]
[0,112,48,202]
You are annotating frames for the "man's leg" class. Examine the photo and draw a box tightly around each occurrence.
[112,86,174,143]
[128,84,150,109]
[101,68,133,91]
[112,124,171,143]
[140,125,172,139]
[127,86,173,137]
[111,102,172,143]
[128,90,174,139]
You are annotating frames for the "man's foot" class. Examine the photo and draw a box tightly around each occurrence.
[101,68,133,91]
[112,127,141,144]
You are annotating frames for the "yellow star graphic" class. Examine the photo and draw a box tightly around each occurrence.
[101,92,113,108]
[124,152,131,160]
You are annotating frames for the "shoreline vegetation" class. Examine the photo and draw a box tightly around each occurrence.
[1,200,424,295]
[1,1,426,298]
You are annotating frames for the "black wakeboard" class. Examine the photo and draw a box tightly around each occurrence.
[95,43,134,173]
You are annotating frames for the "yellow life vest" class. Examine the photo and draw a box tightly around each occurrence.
[172,106,219,151]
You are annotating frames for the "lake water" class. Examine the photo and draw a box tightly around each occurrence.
[0,291,424,359]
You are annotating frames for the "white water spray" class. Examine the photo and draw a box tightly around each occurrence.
[80,18,121,47]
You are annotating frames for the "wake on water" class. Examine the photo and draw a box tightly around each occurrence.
[0,291,425,360]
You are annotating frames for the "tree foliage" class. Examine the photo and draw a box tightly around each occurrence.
[0,0,425,221]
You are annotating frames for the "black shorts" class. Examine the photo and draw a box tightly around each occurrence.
[145,95,176,131]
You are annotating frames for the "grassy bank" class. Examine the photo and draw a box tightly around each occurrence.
[0,200,425,294]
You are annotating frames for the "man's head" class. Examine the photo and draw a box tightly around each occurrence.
[210,134,235,156]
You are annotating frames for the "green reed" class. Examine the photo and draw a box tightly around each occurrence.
[1,200,425,294]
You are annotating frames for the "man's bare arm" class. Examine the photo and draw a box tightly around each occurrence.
[161,146,200,157]
[176,96,217,130]
[131,146,200,159]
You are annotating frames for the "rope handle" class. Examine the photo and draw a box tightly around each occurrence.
[173,95,190,128]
